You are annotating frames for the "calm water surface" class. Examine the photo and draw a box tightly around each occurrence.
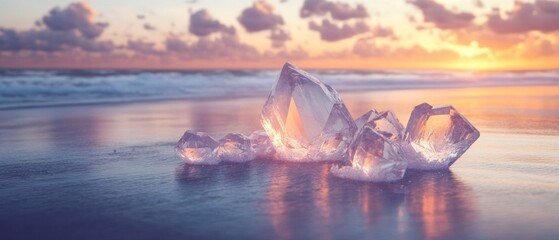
[0,86,558,239]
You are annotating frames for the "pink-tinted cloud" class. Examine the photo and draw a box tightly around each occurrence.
[300,0,368,20]
[165,34,260,60]
[309,19,369,41]
[189,9,235,37]
[0,28,114,52]
[372,25,395,38]
[127,39,162,55]
[269,28,291,48]
[42,2,108,39]
[0,2,112,53]
[238,0,284,32]
[352,38,387,58]
[143,23,156,31]
[487,0,559,34]
[409,0,474,29]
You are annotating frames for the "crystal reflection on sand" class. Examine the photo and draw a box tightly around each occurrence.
[175,163,474,239]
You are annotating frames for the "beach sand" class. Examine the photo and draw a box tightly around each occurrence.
[1,85,558,239]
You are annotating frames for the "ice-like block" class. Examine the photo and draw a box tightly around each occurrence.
[354,109,404,143]
[215,133,256,162]
[249,130,276,159]
[260,63,357,161]
[402,103,480,170]
[331,125,407,182]
[175,131,220,165]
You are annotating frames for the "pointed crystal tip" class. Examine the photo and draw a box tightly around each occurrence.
[260,63,357,161]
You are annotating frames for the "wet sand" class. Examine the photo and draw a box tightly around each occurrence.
[0,85,558,239]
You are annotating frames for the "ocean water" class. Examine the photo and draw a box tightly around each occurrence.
[1,69,558,109]
[0,70,558,239]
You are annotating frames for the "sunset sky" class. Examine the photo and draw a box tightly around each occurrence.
[1,0,558,70]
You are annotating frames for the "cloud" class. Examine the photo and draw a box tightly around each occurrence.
[447,26,525,50]
[137,14,146,20]
[165,34,260,60]
[189,9,235,37]
[487,0,559,34]
[0,2,113,53]
[238,0,284,32]
[352,38,388,58]
[372,26,395,38]
[408,0,474,29]
[143,23,156,31]
[42,2,108,39]
[127,39,162,55]
[269,28,291,48]
[474,0,484,8]
[300,0,368,20]
[0,28,114,52]
[309,19,369,41]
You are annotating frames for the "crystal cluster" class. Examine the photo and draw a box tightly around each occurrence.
[331,125,407,182]
[175,63,480,182]
[176,131,263,164]
[332,109,407,182]
[260,63,357,161]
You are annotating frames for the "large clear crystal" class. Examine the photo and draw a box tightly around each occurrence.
[401,103,480,170]
[215,133,256,162]
[175,131,220,164]
[249,130,276,159]
[260,63,357,161]
[331,126,407,182]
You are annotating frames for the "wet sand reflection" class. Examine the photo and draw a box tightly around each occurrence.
[263,164,474,239]
[403,170,475,240]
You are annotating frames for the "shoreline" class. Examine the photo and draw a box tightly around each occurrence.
[2,83,558,111]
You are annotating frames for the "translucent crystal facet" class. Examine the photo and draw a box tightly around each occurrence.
[354,109,404,143]
[215,133,256,162]
[350,110,405,160]
[331,126,407,182]
[175,131,220,165]
[260,63,357,161]
[402,103,480,170]
[249,130,276,159]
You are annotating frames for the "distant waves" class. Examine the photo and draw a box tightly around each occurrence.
[0,69,558,109]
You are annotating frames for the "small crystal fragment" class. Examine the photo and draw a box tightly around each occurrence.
[216,133,256,162]
[249,130,276,159]
[175,131,220,165]
[260,63,357,161]
[354,109,404,143]
[331,126,407,182]
[401,103,480,170]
